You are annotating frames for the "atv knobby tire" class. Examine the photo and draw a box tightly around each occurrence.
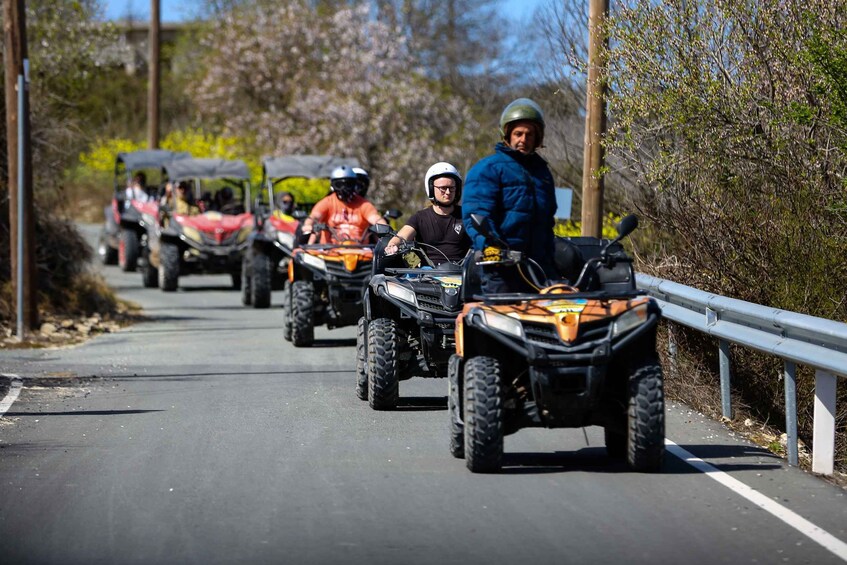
[367,318,401,410]
[119,229,140,272]
[448,354,464,458]
[251,250,272,308]
[141,250,158,288]
[627,361,665,472]
[355,316,368,400]
[241,255,252,306]
[231,272,242,291]
[463,356,503,473]
[159,242,180,292]
[282,281,292,342]
[290,281,314,347]
[98,229,118,265]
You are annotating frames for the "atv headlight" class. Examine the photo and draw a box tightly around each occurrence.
[482,310,524,339]
[612,303,648,338]
[182,226,202,243]
[300,253,327,272]
[386,281,417,306]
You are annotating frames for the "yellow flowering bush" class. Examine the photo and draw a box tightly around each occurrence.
[554,213,621,239]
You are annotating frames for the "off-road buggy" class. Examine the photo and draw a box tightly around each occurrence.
[98,150,190,270]
[282,213,399,347]
[242,155,358,308]
[449,214,664,473]
[356,224,467,409]
[143,158,254,291]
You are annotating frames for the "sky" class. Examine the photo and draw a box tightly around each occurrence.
[101,0,546,24]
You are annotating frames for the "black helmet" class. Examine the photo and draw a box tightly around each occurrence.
[499,97,545,147]
[220,186,234,202]
[330,166,359,203]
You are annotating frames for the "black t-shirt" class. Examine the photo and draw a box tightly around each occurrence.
[406,206,470,264]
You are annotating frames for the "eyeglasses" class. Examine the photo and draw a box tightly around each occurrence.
[434,185,456,192]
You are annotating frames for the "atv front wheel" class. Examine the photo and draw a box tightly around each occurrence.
[159,242,180,292]
[119,229,140,272]
[448,354,464,458]
[463,355,503,473]
[627,360,665,472]
[282,281,292,342]
[141,249,158,288]
[290,280,314,347]
[98,229,118,265]
[355,316,368,400]
[231,272,241,291]
[251,250,272,308]
[367,318,402,410]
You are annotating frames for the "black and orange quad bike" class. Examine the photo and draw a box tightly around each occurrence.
[449,214,664,474]
[282,217,399,347]
[356,224,466,409]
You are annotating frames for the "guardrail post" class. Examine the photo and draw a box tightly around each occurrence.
[719,339,732,419]
[812,369,836,475]
[784,361,798,466]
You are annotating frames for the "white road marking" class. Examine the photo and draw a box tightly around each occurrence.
[667,439,847,562]
[0,374,23,417]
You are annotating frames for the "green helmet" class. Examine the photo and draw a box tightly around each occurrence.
[499,97,545,146]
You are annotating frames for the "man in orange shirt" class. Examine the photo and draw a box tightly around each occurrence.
[303,166,387,244]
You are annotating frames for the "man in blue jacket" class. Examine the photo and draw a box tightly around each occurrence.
[463,97,556,293]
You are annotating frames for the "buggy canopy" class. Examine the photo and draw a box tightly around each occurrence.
[164,158,251,181]
[262,155,359,180]
[116,150,191,173]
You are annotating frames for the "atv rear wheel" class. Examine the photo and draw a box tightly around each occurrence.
[231,272,241,291]
[251,250,272,308]
[159,242,180,292]
[448,354,464,458]
[98,229,118,265]
[627,360,665,472]
[463,356,503,473]
[241,255,252,306]
[367,318,401,410]
[290,280,314,347]
[141,249,158,288]
[355,316,368,400]
[119,229,140,272]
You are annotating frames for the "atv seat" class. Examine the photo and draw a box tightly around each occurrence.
[565,236,635,293]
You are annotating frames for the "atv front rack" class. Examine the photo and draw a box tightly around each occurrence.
[471,289,646,304]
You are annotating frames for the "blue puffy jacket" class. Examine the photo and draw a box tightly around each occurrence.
[463,142,556,274]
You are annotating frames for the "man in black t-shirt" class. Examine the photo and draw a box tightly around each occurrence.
[385,162,470,265]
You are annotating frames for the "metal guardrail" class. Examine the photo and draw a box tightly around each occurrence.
[637,273,847,475]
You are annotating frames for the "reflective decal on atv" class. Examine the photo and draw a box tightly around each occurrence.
[539,298,588,314]
[433,276,462,288]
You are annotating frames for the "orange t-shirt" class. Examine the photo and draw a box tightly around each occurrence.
[309,193,382,243]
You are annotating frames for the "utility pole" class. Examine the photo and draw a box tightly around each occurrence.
[148,0,160,149]
[3,0,36,334]
[581,0,610,238]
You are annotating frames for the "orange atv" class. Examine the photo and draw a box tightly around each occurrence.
[283,216,398,347]
[449,214,664,473]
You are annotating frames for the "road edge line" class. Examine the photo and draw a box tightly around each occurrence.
[0,373,23,417]
[666,439,847,562]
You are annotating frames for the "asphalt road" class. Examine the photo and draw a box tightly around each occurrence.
[0,226,845,564]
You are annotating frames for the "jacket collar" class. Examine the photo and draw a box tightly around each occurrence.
[495,141,547,165]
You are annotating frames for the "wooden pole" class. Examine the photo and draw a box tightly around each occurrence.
[4,0,36,333]
[148,0,160,149]
[580,0,609,238]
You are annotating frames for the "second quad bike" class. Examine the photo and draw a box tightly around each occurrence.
[144,158,254,291]
[450,214,664,474]
[242,154,357,308]
[282,215,399,347]
[98,149,190,271]
[357,224,467,409]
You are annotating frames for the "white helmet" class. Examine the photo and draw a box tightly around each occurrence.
[352,166,370,197]
[330,166,359,203]
[424,162,462,202]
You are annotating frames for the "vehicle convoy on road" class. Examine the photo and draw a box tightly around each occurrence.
[449,214,665,474]
[143,158,253,291]
[357,223,467,409]
[98,149,191,270]
[242,154,358,308]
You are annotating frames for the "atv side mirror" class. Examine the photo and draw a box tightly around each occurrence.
[615,214,638,239]
[384,209,402,220]
[469,214,491,237]
[370,223,392,236]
